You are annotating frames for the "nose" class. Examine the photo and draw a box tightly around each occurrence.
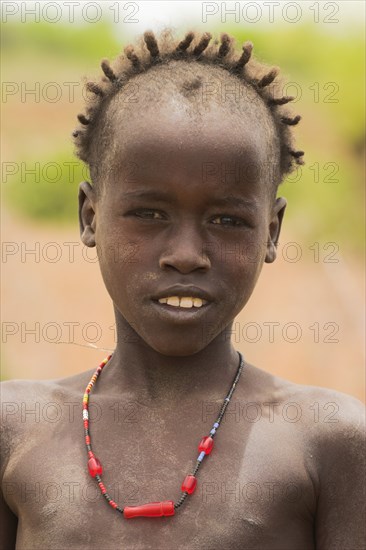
[158,222,211,274]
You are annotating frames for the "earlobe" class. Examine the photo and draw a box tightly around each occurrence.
[265,197,287,264]
[78,181,97,247]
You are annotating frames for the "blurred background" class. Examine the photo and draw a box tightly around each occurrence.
[1,1,365,402]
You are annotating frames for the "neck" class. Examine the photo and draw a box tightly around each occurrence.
[98,307,241,404]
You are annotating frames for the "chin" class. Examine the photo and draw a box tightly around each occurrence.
[144,336,210,357]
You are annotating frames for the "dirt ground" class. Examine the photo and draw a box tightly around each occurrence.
[1,203,365,403]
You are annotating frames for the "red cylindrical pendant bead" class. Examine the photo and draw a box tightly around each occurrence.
[198,436,214,454]
[181,475,197,494]
[88,456,102,477]
[123,500,175,518]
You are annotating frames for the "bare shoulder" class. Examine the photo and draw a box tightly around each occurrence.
[277,382,366,547]
[0,369,94,476]
[243,361,365,445]
[298,384,365,467]
[267,369,365,465]
[285,380,365,437]
[0,366,96,406]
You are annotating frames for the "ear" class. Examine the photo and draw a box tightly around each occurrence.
[78,181,97,247]
[265,197,287,263]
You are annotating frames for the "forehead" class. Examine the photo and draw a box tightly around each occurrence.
[125,106,256,159]
[114,110,269,192]
[101,77,279,199]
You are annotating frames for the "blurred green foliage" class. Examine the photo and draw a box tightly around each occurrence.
[3,152,89,227]
[2,21,364,252]
[1,21,120,64]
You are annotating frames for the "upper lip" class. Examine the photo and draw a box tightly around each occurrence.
[152,285,214,302]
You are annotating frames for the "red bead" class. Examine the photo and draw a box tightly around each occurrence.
[181,475,197,494]
[99,485,107,494]
[85,435,91,445]
[123,501,175,518]
[198,436,214,454]
[88,456,102,477]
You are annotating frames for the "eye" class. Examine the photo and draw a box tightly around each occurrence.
[210,215,246,227]
[130,209,166,220]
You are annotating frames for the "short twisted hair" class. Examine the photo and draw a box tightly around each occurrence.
[73,28,304,198]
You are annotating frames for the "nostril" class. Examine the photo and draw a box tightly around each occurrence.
[159,250,211,274]
[160,263,210,275]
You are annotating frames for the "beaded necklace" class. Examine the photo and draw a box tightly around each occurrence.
[83,351,245,518]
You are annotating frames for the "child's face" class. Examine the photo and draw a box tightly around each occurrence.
[80,99,285,356]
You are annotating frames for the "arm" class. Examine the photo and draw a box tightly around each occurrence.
[0,381,19,550]
[0,487,18,550]
[314,392,366,549]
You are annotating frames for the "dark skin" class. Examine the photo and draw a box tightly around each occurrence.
[1,98,365,550]
[80,101,285,401]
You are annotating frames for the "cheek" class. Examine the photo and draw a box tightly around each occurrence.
[96,220,143,270]
[217,228,267,271]
[95,227,155,305]
[217,231,267,302]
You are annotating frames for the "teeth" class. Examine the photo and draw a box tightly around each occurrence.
[158,296,207,308]
[166,296,180,307]
[180,297,194,308]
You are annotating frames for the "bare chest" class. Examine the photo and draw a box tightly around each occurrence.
[5,396,317,549]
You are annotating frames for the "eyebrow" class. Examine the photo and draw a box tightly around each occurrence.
[121,190,174,201]
[211,195,259,212]
[120,190,259,211]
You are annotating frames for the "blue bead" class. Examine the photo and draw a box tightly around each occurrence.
[213,422,219,428]
[209,429,216,435]
[197,451,206,462]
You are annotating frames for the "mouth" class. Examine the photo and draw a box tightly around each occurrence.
[151,285,213,320]
[156,296,208,309]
